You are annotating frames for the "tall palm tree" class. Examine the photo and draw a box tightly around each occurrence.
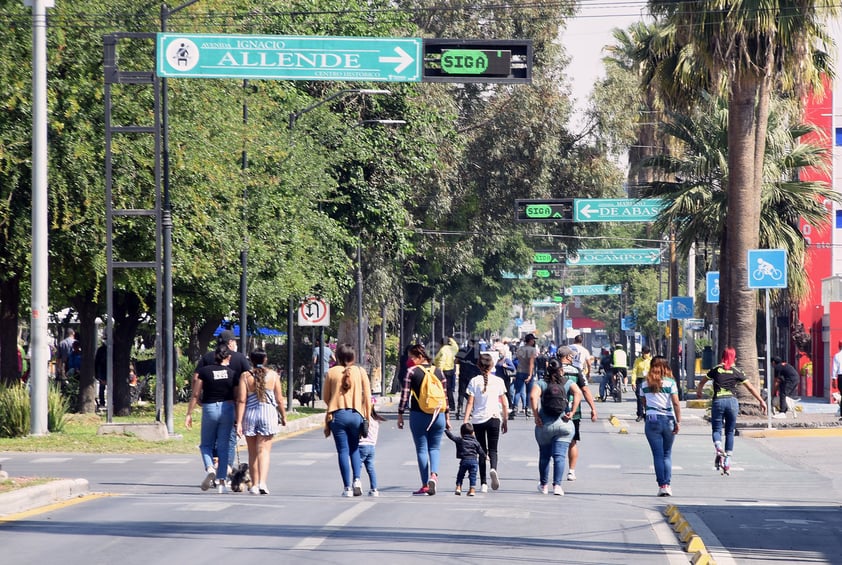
[647,0,838,380]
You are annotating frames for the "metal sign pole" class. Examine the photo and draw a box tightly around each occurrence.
[766,288,773,429]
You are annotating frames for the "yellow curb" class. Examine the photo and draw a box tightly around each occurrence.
[685,535,705,553]
[618,428,628,434]
[740,427,842,439]
[691,551,715,565]
[680,527,697,542]
[609,416,620,427]
[668,511,684,525]
[663,504,677,517]
[686,399,710,409]
[672,518,689,533]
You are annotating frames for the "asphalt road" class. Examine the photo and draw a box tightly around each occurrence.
[1,396,841,564]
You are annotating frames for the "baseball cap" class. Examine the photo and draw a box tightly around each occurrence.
[524,333,535,342]
[218,329,236,343]
[557,345,575,358]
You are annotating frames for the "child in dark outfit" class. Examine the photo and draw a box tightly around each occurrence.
[446,422,487,496]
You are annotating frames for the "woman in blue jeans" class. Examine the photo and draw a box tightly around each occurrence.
[323,344,372,497]
[640,357,681,496]
[529,359,582,496]
[398,343,451,495]
[695,347,766,475]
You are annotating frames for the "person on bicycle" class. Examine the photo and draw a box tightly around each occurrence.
[598,348,612,401]
[611,343,628,391]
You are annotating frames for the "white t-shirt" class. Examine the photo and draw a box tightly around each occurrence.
[466,373,508,424]
[570,343,589,370]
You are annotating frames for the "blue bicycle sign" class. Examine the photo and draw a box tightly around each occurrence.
[706,271,720,304]
[747,249,787,289]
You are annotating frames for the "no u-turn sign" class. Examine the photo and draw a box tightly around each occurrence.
[298,297,330,326]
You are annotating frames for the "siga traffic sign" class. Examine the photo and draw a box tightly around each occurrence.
[298,297,330,326]
[747,249,787,289]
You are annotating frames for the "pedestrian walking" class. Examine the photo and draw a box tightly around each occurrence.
[434,336,459,418]
[358,405,387,497]
[235,348,287,495]
[640,356,680,496]
[556,345,597,482]
[695,347,766,475]
[323,344,372,497]
[512,333,538,418]
[530,358,582,495]
[445,422,487,496]
[632,346,653,422]
[463,352,509,492]
[398,343,451,495]
[185,343,236,494]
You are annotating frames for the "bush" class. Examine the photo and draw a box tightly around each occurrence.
[0,384,30,438]
[0,383,70,437]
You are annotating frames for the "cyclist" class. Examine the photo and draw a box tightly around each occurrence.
[598,348,612,401]
[611,343,628,392]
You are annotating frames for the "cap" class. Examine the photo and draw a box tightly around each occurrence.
[524,333,536,342]
[218,329,236,343]
[557,345,575,358]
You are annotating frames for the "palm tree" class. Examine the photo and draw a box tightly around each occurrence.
[647,0,838,381]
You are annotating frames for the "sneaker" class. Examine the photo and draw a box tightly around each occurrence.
[553,484,564,496]
[342,487,354,497]
[259,484,270,495]
[537,483,548,495]
[412,486,430,496]
[480,483,488,493]
[714,448,725,471]
[217,481,228,494]
[664,485,673,496]
[353,478,362,497]
[490,468,500,491]
[369,489,379,497]
[722,455,731,475]
[772,412,787,419]
[454,486,462,496]
[201,468,216,491]
[467,487,476,497]
[567,469,576,481]
[249,485,260,495]
[427,474,437,496]
[657,486,667,496]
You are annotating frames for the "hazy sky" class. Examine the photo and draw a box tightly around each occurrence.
[560,1,645,126]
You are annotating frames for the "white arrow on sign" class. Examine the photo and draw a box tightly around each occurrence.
[379,46,415,73]
[578,204,596,219]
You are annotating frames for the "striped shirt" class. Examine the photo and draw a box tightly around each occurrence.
[640,377,678,418]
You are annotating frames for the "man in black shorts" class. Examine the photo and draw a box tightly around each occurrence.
[557,346,598,482]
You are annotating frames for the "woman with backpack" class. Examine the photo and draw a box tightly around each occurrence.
[463,353,509,492]
[529,358,582,496]
[398,343,451,495]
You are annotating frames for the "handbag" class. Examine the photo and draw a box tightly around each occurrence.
[360,417,370,438]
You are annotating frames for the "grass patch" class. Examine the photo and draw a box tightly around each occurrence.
[0,402,323,454]
[0,477,56,494]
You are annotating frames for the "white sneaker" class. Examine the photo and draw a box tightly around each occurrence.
[657,486,667,496]
[259,483,270,495]
[553,484,564,496]
[537,483,548,495]
[201,467,216,491]
[368,489,379,497]
[480,483,488,493]
[341,487,354,497]
[249,485,260,495]
[489,468,500,490]
[664,485,672,496]
[217,482,228,494]
[353,478,362,497]
[772,412,787,419]
[567,469,576,481]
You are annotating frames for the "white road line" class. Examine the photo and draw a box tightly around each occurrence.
[286,452,332,459]
[645,509,689,565]
[153,459,192,465]
[278,460,316,466]
[682,511,739,565]
[292,502,375,551]
[589,464,622,469]
[30,457,71,463]
[485,509,529,519]
[94,458,133,464]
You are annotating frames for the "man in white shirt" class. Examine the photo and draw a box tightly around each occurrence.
[569,335,591,377]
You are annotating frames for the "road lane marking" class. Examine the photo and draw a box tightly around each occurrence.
[94,458,133,464]
[30,458,71,464]
[292,501,375,551]
[153,459,192,465]
[278,460,316,466]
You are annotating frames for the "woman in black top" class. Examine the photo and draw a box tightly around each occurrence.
[186,344,236,493]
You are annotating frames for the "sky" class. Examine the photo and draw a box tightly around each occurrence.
[560,1,646,127]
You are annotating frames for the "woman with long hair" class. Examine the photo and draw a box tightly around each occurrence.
[398,343,451,495]
[529,358,582,496]
[463,353,509,492]
[235,348,287,495]
[695,347,766,474]
[640,356,680,496]
[323,344,372,497]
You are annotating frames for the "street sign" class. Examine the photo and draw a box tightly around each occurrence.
[157,33,423,82]
[564,284,622,296]
[573,198,663,223]
[532,301,561,308]
[621,315,636,331]
[514,199,573,222]
[671,296,694,320]
[533,269,564,279]
[552,295,565,303]
[747,249,788,289]
[514,317,524,327]
[657,301,670,322]
[501,271,531,279]
[298,296,330,326]
[532,250,565,264]
[706,271,720,303]
[566,248,661,266]
[422,39,532,83]
[685,318,705,330]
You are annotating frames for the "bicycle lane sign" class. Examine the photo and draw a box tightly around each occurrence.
[706,271,719,304]
[747,249,787,289]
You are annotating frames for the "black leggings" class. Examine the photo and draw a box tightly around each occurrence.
[473,417,501,486]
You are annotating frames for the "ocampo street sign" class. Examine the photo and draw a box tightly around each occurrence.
[157,33,423,82]
[566,248,661,266]
[573,198,663,223]
[747,249,787,289]
[564,284,622,296]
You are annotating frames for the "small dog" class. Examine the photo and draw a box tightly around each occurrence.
[229,462,253,493]
[294,391,315,406]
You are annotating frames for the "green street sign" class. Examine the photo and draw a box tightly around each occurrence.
[532,251,565,264]
[566,248,661,266]
[533,269,563,279]
[441,49,511,76]
[552,295,565,302]
[564,284,623,296]
[515,199,573,222]
[573,198,663,222]
[157,33,422,82]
